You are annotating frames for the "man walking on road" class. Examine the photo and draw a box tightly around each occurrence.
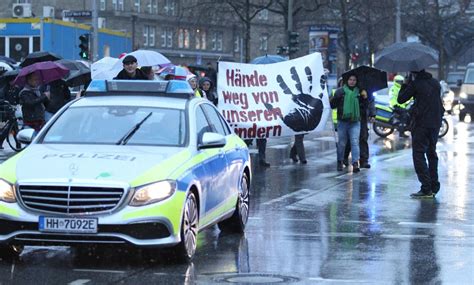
[398,70,444,198]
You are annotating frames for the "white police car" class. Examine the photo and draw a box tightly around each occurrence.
[0,80,251,261]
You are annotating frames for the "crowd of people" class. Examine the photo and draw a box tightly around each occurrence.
[0,53,445,199]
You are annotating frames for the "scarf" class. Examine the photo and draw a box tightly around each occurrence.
[23,84,42,97]
[342,85,360,121]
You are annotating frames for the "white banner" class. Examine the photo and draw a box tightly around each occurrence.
[217,53,331,139]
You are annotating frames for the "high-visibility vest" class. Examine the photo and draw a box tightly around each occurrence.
[331,89,338,124]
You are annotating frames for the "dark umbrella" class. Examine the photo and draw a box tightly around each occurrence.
[20,51,63,67]
[374,42,438,72]
[0,56,16,66]
[55,59,87,74]
[341,66,387,94]
[13,61,69,87]
[250,54,287,64]
[65,69,91,87]
[0,69,20,87]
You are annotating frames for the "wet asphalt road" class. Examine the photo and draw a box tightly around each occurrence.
[0,116,473,284]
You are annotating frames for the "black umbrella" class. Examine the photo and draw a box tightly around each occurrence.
[55,59,87,74]
[0,56,16,66]
[374,42,438,72]
[65,69,91,87]
[341,66,387,94]
[0,69,20,84]
[20,51,63,67]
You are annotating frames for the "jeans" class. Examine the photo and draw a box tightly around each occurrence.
[337,120,360,164]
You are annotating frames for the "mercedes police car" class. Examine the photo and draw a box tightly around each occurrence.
[0,80,251,261]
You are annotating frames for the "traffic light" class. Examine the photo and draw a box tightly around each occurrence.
[288,32,299,54]
[78,34,90,60]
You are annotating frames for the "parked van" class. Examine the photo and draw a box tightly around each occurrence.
[459,63,474,121]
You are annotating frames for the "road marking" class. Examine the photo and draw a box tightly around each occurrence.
[398,222,441,227]
[262,189,315,205]
[308,277,371,283]
[73,269,125,274]
[154,273,169,276]
[68,280,91,285]
[343,220,383,224]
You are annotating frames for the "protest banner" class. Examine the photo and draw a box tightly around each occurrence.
[217,53,331,139]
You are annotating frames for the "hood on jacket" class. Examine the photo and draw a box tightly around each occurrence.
[199,77,214,90]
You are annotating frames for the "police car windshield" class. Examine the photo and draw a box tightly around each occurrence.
[42,106,186,146]
[464,70,474,84]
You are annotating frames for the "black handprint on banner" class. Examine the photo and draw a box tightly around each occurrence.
[271,66,325,132]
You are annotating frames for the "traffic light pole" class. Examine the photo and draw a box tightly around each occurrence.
[92,0,99,61]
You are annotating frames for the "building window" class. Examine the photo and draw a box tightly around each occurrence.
[257,9,268,20]
[212,32,223,51]
[161,28,173,48]
[112,0,117,10]
[143,26,149,47]
[259,34,268,51]
[134,0,140,12]
[100,0,106,11]
[164,0,176,16]
[118,0,124,11]
[147,0,158,14]
[16,0,32,3]
[195,29,206,50]
[234,35,240,53]
[144,25,155,47]
[178,28,190,49]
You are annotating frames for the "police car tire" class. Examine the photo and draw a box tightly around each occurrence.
[0,244,23,260]
[173,192,198,263]
[218,172,250,233]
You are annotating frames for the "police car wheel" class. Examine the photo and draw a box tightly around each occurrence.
[0,244,23,260]
[218,172,250,233]
[173,192,198,262]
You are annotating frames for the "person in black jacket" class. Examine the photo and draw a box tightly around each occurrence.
[44,79,71,121]
[398,70,444,198]
[19,72,49,133]
[113,55,147,80]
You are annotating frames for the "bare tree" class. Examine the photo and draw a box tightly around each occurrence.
[403,0,474,79]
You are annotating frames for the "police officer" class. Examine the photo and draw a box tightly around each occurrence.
[390,75,411,137]
[398,70,444,198]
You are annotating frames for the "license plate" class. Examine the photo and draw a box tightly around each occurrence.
[39,216,98,234]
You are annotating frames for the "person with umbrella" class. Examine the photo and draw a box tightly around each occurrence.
[330,74,369,173]
[43,79,71,121]
[14,61,69,134]
[398,69,444,198]
[18,72,50,133]
[113,55,147,80]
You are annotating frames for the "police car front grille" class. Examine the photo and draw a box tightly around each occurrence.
[18,185,125,214]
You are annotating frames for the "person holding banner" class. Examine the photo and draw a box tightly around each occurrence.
[330,74,368,173]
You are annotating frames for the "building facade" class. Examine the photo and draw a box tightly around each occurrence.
[0,0,287,65]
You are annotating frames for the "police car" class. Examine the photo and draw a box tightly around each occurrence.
[0,80,251,261]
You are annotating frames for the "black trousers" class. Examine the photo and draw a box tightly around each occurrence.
[290,134,306,161]
[256,139,267,162]
[344,117,369,163]
[411,126,440,192]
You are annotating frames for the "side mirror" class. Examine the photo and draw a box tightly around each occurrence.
[457,79,463,87]
[17,128,35,144]
[198,132,226,150]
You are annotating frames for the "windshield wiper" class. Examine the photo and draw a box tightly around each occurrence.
[116,112,153,145]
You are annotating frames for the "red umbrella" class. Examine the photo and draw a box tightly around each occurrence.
[13,61,69,87]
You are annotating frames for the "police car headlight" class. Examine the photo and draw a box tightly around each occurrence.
[0,179,15,203]
[130,180,176,206]
[460,92,468,99]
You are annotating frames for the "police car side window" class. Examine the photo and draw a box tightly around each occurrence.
[201,103,228,136]
[195,106,212,144]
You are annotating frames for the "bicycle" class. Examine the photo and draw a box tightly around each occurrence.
[0,100,25,152]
